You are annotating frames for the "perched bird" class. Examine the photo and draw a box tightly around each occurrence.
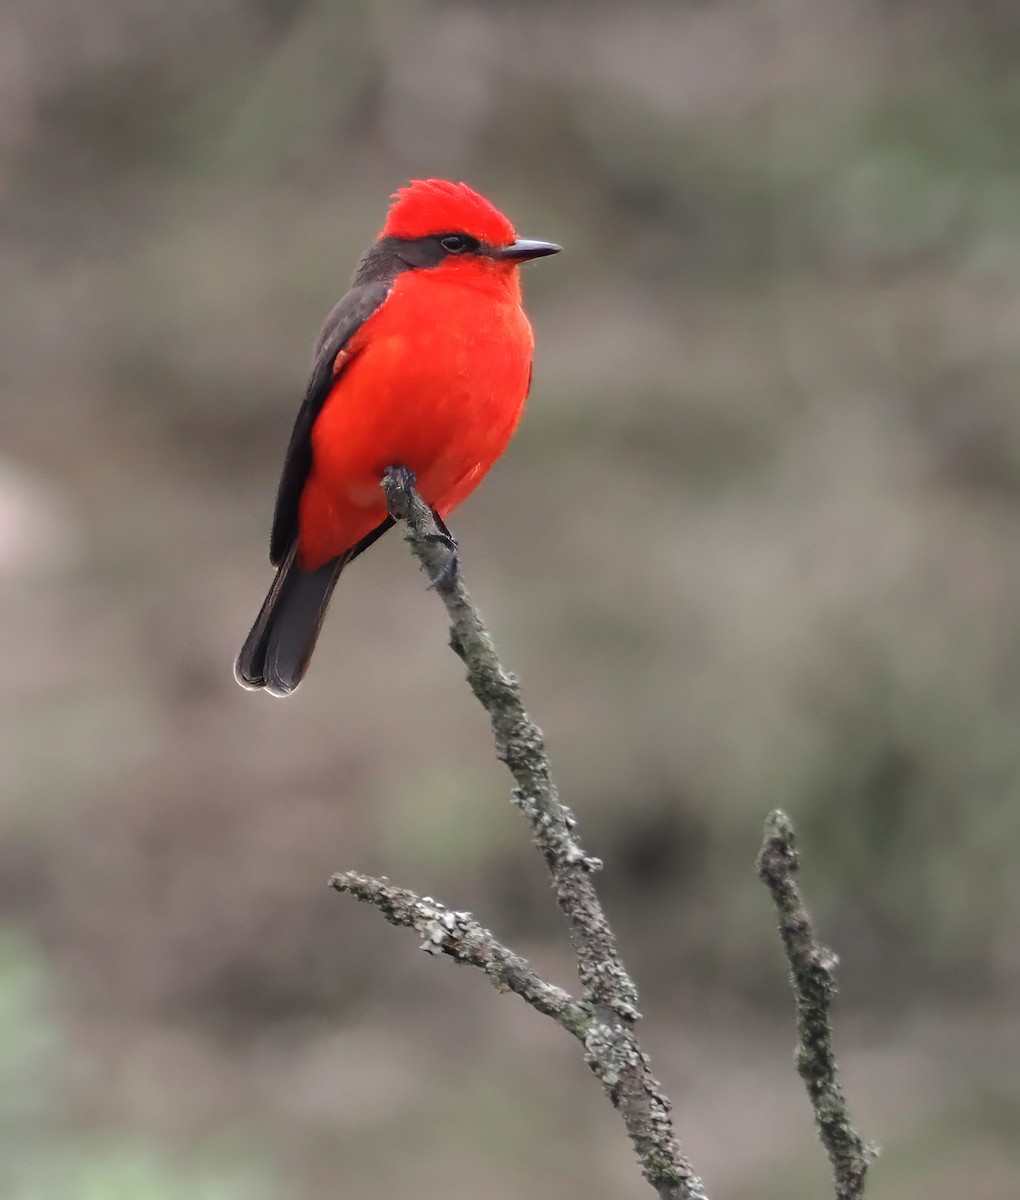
[235,179,560,696]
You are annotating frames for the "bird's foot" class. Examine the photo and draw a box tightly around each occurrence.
[382,465,417,521]
[381,469,460,588]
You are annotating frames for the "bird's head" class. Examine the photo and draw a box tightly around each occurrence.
[376,179,560,278]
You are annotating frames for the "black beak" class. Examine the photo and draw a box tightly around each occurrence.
[496,238,562,262]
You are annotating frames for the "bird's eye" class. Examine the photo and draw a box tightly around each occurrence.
[440,234,473,253]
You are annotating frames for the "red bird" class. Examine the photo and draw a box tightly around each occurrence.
[235,179,560,696]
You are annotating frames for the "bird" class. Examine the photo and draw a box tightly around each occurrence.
[235,179,560,696]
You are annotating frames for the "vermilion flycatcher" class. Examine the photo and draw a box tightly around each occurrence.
[235,179,560,696]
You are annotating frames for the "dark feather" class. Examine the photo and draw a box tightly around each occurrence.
[236,517,394,695]
[269,279,390,566]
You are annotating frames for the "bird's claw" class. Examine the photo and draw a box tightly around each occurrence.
[382,466,417,521]
[423,531,460,590]
[381,470,459,587]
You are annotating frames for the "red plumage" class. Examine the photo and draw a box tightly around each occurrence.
[381,179,517,244]
[236,179,559,695]
[297,247,532,569]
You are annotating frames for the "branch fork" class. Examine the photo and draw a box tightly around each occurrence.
[329,467,869,1199]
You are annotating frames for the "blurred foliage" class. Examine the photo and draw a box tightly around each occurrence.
[0,930,273,1200]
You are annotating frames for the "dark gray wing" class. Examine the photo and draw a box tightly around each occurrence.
[267,232,465,565]
[269,279,392,565]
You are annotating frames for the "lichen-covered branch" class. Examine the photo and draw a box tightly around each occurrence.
[757,810,873,1200]
[331,871,592,1035]
[331,466,707,1200]
[380,470,634,1016]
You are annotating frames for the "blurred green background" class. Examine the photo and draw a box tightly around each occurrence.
[3,1,1020,1196]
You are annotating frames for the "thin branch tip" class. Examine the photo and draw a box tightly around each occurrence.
[758,811,872,1199]
[764,807,795,841]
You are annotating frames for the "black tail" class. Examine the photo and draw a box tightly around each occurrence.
[234,543,344,696]
[234,518,394,696]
